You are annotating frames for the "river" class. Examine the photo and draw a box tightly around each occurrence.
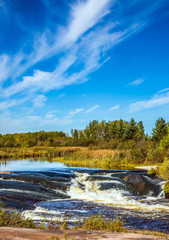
[0,159,168,232]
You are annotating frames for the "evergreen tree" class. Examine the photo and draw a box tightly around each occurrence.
[136,121,145,139]
[123,118,138,140]
[86,120,99,140]
[116,119,125,139]
[72,129,79,142]
[152,118,168,142]
[109,121,118,139]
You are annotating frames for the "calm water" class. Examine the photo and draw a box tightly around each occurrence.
[0,159,66,171]
[0,159,169,233]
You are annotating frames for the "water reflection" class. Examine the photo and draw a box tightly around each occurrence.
[0,159,66,171]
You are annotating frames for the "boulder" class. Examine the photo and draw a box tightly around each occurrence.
[123,173,155,195]
[164,181,169,198]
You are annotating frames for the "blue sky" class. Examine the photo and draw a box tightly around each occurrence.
[0,0,169,135]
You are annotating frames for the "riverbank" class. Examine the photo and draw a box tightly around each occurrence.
[0,146,82,159]
[0,146,164,171]
[54,148,160,170]
[0,228,168,240]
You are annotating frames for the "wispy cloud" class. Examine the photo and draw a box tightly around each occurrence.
[157,88,169,94]
[0,113,76,134]
[128,78,144,86]
[0,0,8,15]
[32,95,47,108]
[109,105,120,111]
[129,89,169,112]
[0,0,168,113]
[85,105,99,113]
[0,96,31,111]
[57,93,66,99]
[45,111,58,119]
[62,0,113,44]
[69,108,84,115]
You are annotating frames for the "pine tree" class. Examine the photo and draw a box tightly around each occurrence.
[152,118,167,142]
[116,119,125,139]
[123,118,138,140]
[136,121,145,139]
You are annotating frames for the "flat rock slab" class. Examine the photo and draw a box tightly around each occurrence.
[0,171,11,174]
[0,228,167,240]
[135,166,157,171]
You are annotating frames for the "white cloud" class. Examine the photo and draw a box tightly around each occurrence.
[63,0,113,44]
[157,88,169,94]
[0,0,8,15]
[129,89,169,112]
[0,114,75,134]
[0,96,31,111]
[57,93,66,99]
[0,53,24,84]
[109,105,120,111]
[69,108,84,115]
[0,99,17,111]
[32,95,47,108]
[85,105,99,113]
[128,78,144,86]
[0,0,168,113]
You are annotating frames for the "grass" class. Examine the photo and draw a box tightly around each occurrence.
[0,146,164,171]
[131,229,169,239]
[0,146,82,159]
[0,208,37,228]
[54,149,139,169]
[164,181,169,194]
[80,213,125,232]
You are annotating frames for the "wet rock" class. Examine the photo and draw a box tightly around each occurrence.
[0,177,70,210]
[85,175,123,182]
[89,170,129,175]
[164,181,169,198]
[111,172,128,180]
[37,171,75,179]
[123,173,155,195]
[76,181,85,189]
[0,195,35,210]
[98,181,126,191]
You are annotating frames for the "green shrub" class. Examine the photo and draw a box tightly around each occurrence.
[148,167,159,176]
[164,181,169,194]
[81,213,124,232]
[0,208,36,228]
[159,157,169,180]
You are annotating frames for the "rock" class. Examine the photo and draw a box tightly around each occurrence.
[98,181,125,191]
[123,173,155,195]
[85,175,123,182]
[164,181,169,198]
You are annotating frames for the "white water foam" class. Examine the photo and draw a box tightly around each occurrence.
[68,172,169,212]
[23,206,85,222]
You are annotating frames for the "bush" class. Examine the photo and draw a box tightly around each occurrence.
[159,157,169,180]
[81,213,124,232]
[164,181,169,194]
[0,208,36,228]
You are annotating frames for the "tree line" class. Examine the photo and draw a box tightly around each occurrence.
[70,118,168,145]
[0,118,168,150]
[0,131,67,147]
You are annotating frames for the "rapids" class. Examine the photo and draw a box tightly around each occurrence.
[0,159,169,232]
